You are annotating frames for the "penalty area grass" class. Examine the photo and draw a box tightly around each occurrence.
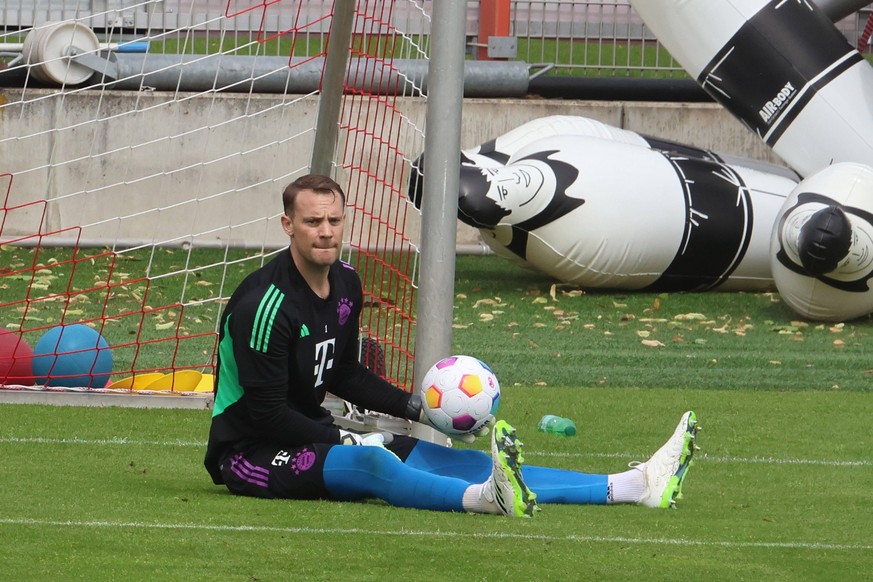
[1,385,871,580]
[2,253,872,579]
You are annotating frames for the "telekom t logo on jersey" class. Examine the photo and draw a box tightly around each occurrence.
[313,338,335,387]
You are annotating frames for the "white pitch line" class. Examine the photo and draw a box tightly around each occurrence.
[1,517,870,552]
[531,451,873,468]
[1,436,204,447]
[2,436,871,467]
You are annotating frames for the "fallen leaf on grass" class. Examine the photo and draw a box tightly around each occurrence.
[641,339,665,347]
[673,312,707,320]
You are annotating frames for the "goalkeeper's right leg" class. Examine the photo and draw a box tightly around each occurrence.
[463,420,539,517]
[491,420,539,516]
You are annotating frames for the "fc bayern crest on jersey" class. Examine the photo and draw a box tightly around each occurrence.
[337,297,353,325]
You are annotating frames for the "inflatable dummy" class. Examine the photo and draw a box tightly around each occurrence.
[771,162,873,321]
[410,115,799,292]
[628,0,873,178]
[628,0,873,319]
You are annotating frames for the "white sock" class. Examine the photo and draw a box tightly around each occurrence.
[607,466,646,504]
[462,480,501,515]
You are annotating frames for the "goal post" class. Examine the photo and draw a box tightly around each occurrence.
[409,1,466,441]
[0,1,463,402]
[310,0,354,176]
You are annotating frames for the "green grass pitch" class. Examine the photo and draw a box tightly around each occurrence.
[2,254,872,580]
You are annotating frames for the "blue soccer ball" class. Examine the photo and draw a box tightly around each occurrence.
[33,324,113,388]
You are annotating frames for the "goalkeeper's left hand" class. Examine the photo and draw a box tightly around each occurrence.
[452,416,494,444]
[405,394,493,444]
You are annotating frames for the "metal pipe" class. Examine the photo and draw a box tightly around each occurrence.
[528,76,711,102]
[70,53,531,97]
[0,41,148,53]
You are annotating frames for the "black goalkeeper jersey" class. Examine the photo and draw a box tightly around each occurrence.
[204,249,411,484]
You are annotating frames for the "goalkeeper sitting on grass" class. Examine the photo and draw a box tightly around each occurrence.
[204,174,700,517]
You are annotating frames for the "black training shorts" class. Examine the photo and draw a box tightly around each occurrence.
[218,434,417,499]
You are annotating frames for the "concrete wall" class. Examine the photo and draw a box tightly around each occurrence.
[0,89,787,250]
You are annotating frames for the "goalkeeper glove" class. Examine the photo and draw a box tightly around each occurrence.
[405,394,493,444]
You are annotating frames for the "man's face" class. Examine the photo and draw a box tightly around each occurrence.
[282,188,345,270]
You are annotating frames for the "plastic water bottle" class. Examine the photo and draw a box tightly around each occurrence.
[537,414,577,436]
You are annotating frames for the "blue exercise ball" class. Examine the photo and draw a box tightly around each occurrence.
[33,324,113,388]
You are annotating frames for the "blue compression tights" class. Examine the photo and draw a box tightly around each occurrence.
[404,440,609,505]
[322,445,469,512]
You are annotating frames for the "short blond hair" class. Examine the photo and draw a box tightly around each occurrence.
[282,174,346,216]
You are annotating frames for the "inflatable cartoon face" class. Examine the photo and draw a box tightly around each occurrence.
[458,150,579,228]
[468,162,549,217]
[771,162,873,321]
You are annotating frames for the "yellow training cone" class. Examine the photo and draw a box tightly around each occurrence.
[142,370,203,392]
[107,373,165,391]
[193,373,215,392]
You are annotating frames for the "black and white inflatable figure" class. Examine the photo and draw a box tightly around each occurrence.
[409,116,799,292]
[629,0,873,178]
[771,162,873,321]
[627,0,873,319]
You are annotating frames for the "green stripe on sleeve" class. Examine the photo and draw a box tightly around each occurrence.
[250,284,285,353]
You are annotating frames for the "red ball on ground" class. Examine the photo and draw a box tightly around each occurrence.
[0,329,36,386]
